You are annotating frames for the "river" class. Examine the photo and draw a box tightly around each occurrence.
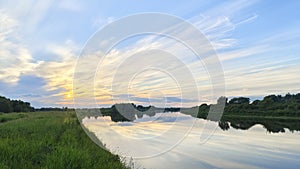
[82,112,300,169]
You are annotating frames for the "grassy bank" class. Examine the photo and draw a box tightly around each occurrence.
[0,111,129,169]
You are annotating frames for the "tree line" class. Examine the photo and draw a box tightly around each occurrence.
[79,93,300,122]
[1,93,300,117]
[195,93,300,118]
[0,96,34,113]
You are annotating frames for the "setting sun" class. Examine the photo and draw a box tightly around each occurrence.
[65,92,72,99]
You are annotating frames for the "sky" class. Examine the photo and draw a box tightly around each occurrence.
[0,0,299,108]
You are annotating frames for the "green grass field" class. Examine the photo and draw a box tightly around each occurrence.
[0,111,129,169]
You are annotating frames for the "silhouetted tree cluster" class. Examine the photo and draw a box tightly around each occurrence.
[194,93,300,118]
[87,103,171,122]
[107,103,159,122]
[0,96,34,113]
[228,97,250,104]
[36,107,69,111]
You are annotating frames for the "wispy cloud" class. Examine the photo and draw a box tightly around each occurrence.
[1,0,54,34]
[0,12,37,84]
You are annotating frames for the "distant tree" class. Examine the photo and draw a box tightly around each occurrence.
[110,103,136,122]
[11,100,33,112]
[197,103,210,118]
[0,96,13,113]
[252,100,261,105]
[285,93,292,101]
[218,121,230,130]
[0,96,34,113]
[199,103,209,109]
[229,97,250,104]
[262,95,281,103]
[294,93,300,103]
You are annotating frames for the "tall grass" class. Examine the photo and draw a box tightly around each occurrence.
[0,113,26,123]
[0,111,129,169]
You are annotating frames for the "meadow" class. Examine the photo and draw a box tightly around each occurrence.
[0,111,129,169]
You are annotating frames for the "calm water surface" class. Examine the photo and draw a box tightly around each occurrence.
[83,112,300,169]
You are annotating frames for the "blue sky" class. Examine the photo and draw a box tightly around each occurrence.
[0,0,299,107]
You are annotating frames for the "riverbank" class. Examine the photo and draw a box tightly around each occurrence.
[0,111,129,169]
